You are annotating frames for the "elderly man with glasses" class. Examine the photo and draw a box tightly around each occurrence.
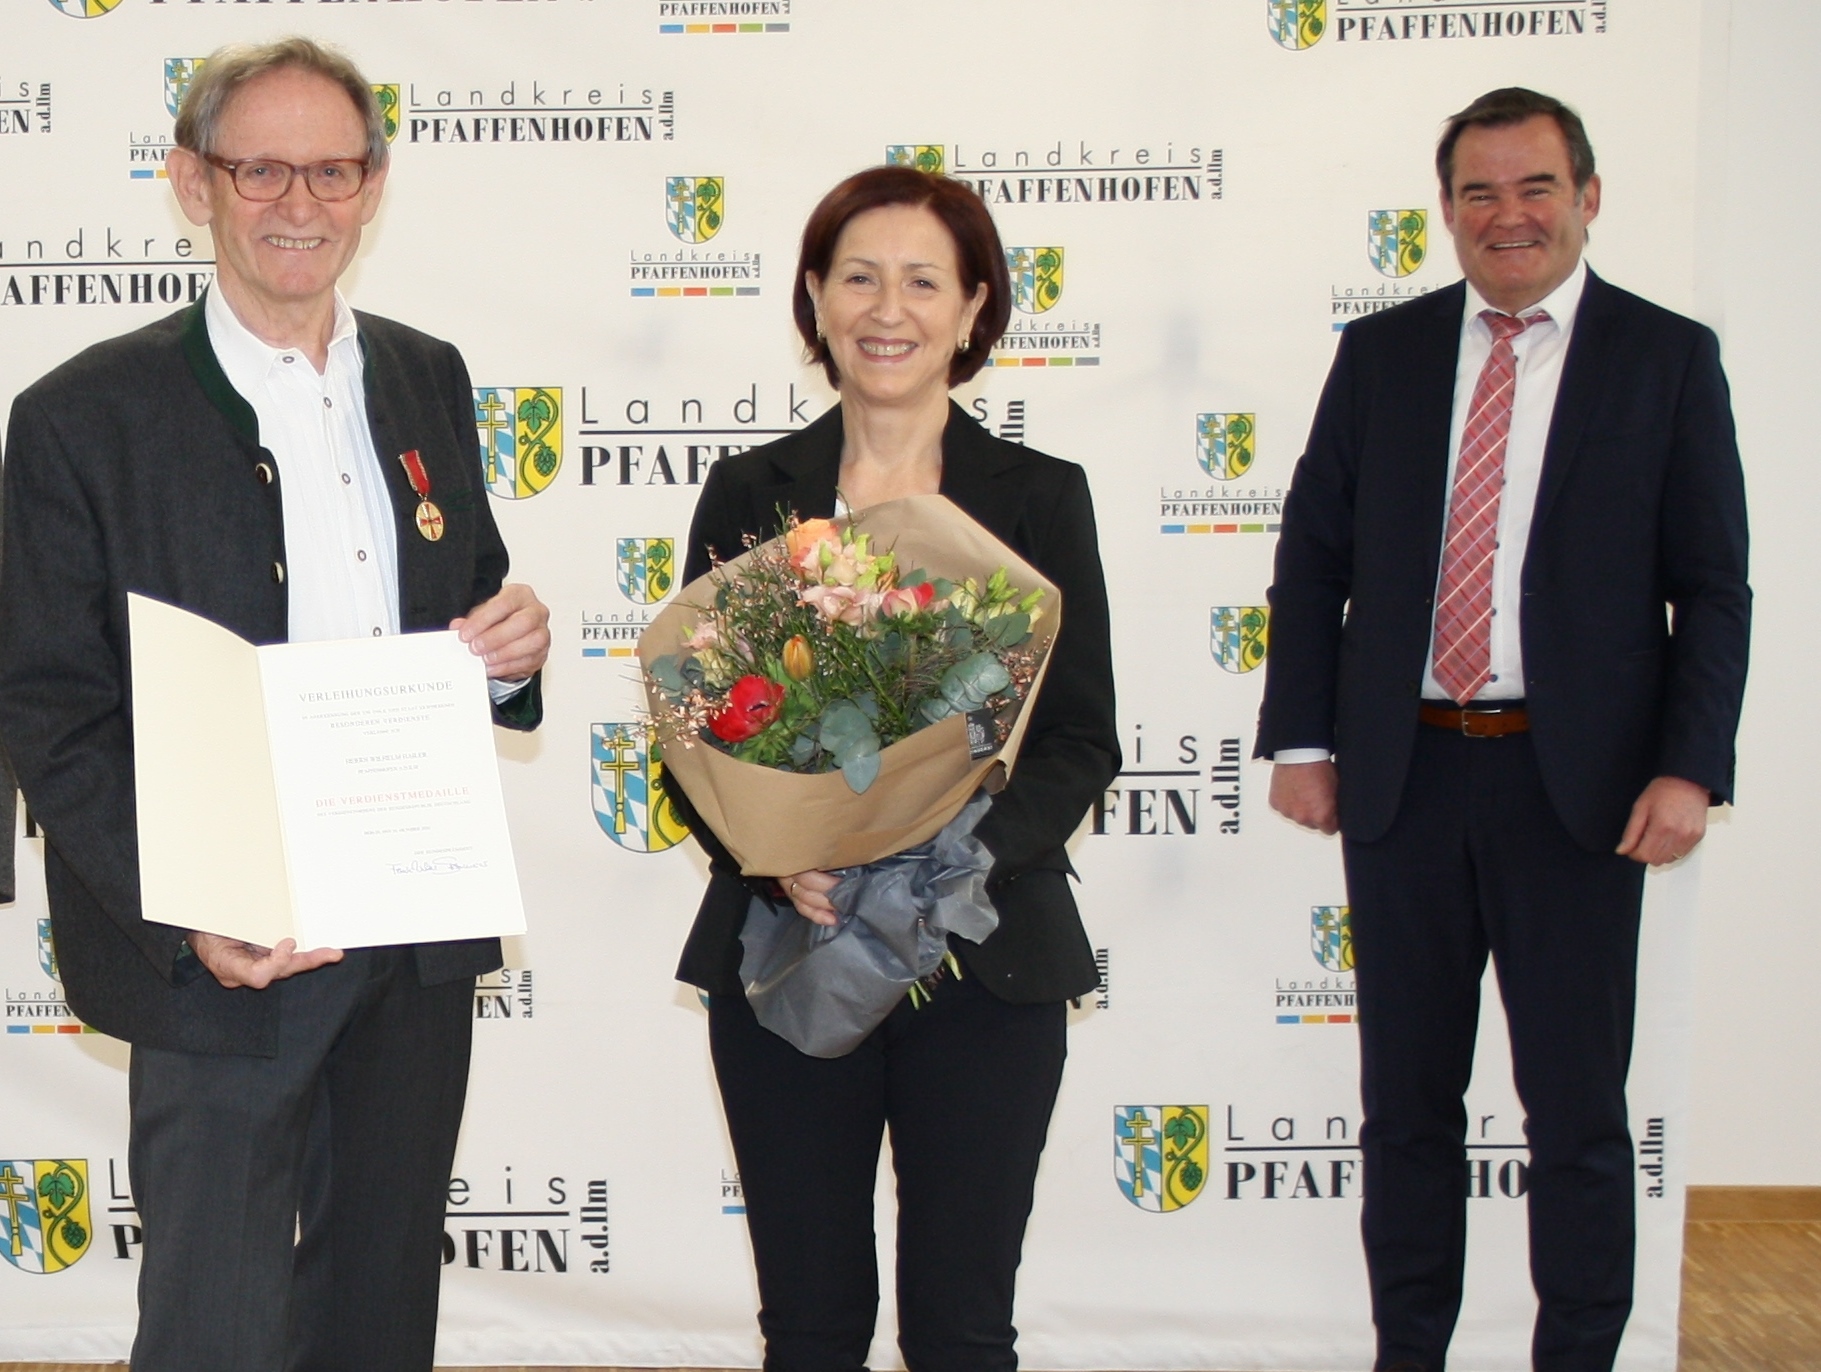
[0,37,549,1372]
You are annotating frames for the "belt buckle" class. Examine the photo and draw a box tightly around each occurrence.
[1460,706,1507,738]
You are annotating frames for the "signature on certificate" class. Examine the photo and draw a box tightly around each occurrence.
[390,857,490,875]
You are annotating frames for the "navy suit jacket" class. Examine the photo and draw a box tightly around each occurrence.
[1256,270,1750,852]
[665,402,1120,1004]
[0,301,541,1055]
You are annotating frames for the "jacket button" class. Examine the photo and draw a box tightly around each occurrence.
[271,562,285,584]
[255,462,275,485]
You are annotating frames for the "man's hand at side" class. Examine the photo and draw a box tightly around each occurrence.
[450,583,551,681]
[1269,759,1340,835]
[186,933,343,990]
[1616,775,1711,866]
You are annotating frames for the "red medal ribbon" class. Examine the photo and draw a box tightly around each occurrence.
[398,449,432,500]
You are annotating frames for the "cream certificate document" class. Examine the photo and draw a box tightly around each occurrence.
[129,593,527,950]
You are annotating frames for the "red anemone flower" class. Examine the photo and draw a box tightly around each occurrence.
[709,675,785,743]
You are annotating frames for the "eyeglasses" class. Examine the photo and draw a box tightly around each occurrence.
[203,154,372,203]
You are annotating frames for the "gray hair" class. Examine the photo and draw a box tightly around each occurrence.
[174,36,390,170]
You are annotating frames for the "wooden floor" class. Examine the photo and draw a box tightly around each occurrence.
[7,1187,1817,1371]
[1679,1186,1821,1372]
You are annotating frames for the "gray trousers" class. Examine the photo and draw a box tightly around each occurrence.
[127,947,474,1372]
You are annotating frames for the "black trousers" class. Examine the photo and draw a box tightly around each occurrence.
[708,967,1068,1372]
[127,947,474,1372]
[1343,726,1646,1372]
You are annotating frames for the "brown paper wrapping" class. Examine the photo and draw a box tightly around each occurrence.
[638,494,1060,876]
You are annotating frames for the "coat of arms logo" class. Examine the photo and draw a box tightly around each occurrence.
[885,145,945,174]
[1368,209,1427,279]
[0,1161,91,1273]
[616,539,676,605]
[1114,1107,1208,1212]
[591,724,689,853]
[164,59,207,119]
[1196,413,1256,481]
[1211,606,1270,674]
[666,177,725,244]
[475,387,563,500]
[1006,247,1064,316]
[36,919,58,984]
[1267,0,1326,50]
[1312,905,1354,973]
[371,84,401,143]
[49,0,123,19]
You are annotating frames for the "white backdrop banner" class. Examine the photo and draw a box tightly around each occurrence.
[0,1,1704,1367]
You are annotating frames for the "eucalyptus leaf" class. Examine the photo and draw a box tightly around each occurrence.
[839,740,881,793]
[649,655,688,697]
[921,698,954,724]
[939,654,1011,713]
[854,692,879,721]
[819,699,877,756]
[984,611,1030,647]
[898,568,929,589]
[789,733,820,766]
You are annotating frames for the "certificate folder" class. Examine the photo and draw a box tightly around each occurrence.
[128,594,527,950]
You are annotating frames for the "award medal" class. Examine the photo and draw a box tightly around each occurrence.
[398,450,445,542]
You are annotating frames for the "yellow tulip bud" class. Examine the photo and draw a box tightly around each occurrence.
[782,635,814,681]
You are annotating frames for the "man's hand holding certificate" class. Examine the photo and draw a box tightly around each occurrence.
[129,594,528,956]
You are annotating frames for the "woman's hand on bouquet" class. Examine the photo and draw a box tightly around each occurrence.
[780,870,840,926]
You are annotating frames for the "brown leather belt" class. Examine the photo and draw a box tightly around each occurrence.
[1418,702,1530,737]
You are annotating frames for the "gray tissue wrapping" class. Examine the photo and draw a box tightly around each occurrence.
[737,791,997,1058]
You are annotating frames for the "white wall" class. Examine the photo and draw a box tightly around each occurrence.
[1687,0,1821,1184]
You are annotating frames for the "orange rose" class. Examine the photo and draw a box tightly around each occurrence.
[785,518,842,578]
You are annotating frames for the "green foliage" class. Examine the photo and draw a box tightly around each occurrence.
[651,509,1046,793]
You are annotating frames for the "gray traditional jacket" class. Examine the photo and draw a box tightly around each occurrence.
[0,300,539,1054]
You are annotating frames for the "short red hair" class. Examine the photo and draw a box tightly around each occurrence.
[792,165,1011,388]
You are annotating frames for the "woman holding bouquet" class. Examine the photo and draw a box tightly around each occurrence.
[666,164,1119,1372]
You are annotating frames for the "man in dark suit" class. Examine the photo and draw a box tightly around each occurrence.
[0,39,549,1372]
[1257,88,1749,1372]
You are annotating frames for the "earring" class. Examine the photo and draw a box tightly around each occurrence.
[815,320,826,341]
[957,336,971,353]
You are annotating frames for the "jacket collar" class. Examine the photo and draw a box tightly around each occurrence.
[749,399,1028,533]
[180,296,259,445]
[1406,282,1470,584]
[1531,267,1618,534]
[181,291,398,457]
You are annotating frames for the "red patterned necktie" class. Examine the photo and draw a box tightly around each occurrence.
[1431,309,1545,706]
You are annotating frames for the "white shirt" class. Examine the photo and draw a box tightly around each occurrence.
[206,288,528,699]
[1421,258,1587,702]
[205,285,398,644]
[1274,258,1587,763]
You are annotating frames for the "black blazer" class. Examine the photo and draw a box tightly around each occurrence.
[0,301,541,1055]
[666,402,1120,1004]
[1256,271,1750,851]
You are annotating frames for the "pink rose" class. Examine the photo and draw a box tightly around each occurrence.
[800,583,880,626]
[879,582,937,619]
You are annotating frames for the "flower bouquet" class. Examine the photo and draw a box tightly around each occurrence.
[637,494,1060,878]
